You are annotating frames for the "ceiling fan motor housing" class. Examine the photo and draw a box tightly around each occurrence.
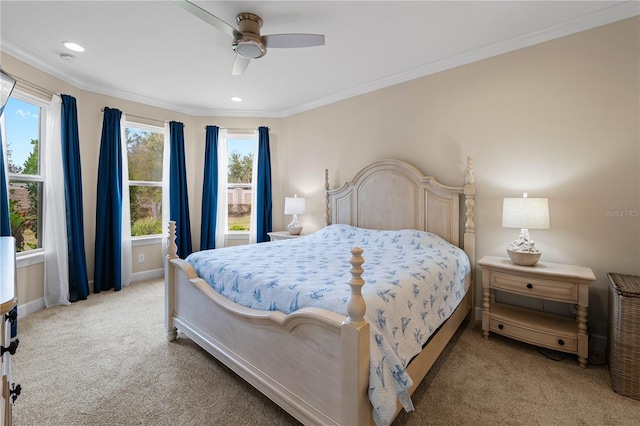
[176,2,325,74]
[233,12,266,59]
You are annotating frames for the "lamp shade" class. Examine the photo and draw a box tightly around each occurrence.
[502,197,550,230]
[284,196,306,215]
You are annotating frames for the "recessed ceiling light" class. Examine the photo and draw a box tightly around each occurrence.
[62,41,85,52]
[230,96,242,102]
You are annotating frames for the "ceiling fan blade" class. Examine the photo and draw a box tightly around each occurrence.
[263,34,325,49]
[173,0,238,38]
[232,55,251,76]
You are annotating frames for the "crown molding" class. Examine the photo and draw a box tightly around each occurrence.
[1,39,86,88]
[3,1,638,119]
[282,1,640,117]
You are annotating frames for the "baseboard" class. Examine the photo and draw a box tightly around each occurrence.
[87,268,164,293]
[18,269,165,319]
[18,297,45,318]
[131,268,164,282]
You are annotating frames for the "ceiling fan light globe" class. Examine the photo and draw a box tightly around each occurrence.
[233,38,266,59]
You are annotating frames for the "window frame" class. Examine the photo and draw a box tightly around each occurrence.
[4,90,48,262]
[224,129,257,237]
[123,120,167,242]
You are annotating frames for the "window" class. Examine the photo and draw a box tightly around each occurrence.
[125,123,166,237]
[226,132,257,233]
[4,94,46,253]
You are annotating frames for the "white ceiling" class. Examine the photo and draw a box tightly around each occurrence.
[1,1,638,117]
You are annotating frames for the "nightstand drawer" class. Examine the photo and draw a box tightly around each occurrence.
[479,256,595,367]
[491,271,578,303]
[489,316,578,353]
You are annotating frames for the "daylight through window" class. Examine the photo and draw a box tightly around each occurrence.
[5,94,45,253]
[125,123,166,237]
[227,135,256,232]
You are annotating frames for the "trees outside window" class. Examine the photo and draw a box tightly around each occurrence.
[125,124,165,237]
[226,137,255,232]
[5,95,44,252]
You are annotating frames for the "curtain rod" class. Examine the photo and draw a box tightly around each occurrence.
[100,108,169,126]
[203,127,268,132]
[206,127,256,132]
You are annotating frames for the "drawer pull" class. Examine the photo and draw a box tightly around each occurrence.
[558,339,565,346]
[5,309,17,323]
[498,324,504,330]
[0,339,19,356]
[10,383,21,403]
[526,283,533,289]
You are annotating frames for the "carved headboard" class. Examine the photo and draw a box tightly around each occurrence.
[324,158,475,255]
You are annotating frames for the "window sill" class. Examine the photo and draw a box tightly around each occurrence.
[131,235,163,246]
[16,250,44,268]
[226,232,249,241]
[14,238,163,268]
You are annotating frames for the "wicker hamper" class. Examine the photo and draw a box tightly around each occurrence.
[607,273,640,400]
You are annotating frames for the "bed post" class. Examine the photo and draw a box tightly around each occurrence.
[341,247,371,425]
[324,168,330,227]
[463,157,476,323]
[165,220,178,341]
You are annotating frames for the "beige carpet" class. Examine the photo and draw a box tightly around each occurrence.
[12,279,640,425]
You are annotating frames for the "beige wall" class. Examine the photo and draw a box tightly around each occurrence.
[3,17,638,347]
[1,52,282,307]
[284,17,640,344]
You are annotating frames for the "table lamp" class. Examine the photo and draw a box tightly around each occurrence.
[284,195,306,235]
[502,193,549,266]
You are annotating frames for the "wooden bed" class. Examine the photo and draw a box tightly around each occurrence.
[165,158,476,425]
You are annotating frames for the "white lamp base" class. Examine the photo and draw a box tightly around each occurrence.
[507,249,541,266]
[287,215,303,235]
[507,228,542,266]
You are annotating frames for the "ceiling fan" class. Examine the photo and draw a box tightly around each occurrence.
[174,0,325,75]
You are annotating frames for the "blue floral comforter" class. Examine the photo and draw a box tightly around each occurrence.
[186,224,470,425]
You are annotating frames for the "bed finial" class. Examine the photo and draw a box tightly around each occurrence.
[324,168,330,227]
[464,157,475,235]
[165,220,179,342]
[346,247,366,326]
[167,220,178,260]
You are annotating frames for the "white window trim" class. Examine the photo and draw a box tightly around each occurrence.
[226,233,249,241]
[16,249,44,268]
[131,235,163,246]
[6,90,49,261]
[225,129,257,237]
[124,120,167,240]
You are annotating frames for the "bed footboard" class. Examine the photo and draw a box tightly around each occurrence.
[164,221,372,425]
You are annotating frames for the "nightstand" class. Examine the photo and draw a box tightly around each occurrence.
[267,231,304,241]
[478,256,596,368]
[1,237,19,424]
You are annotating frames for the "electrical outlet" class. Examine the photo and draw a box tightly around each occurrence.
[138,253,145,263]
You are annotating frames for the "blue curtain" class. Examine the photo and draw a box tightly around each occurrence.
[200,126,218,250]
[0,80,11,236]
[255,126,272,243]
[61,95,89,301]
[169,121,192,257]
[0,125,9,236]
[94,107,123,293]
